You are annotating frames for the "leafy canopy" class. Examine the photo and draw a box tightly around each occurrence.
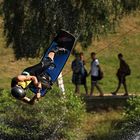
[2,0,140,59]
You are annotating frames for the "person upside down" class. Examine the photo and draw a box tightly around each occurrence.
[11,47,67,105]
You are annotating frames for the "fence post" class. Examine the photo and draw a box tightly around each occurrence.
[57,72,65,94]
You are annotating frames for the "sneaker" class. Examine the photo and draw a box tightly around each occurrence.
[99,94,104,97]
[123,93,129,96]
[111,92,117,96]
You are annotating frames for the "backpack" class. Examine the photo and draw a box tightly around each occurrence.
[97,69,104,80]
[125,63,131,76]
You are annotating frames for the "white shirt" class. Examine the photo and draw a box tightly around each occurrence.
[91,59,99,76]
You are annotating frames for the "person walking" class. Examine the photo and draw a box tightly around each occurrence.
[71,53,82,94]
[111,53,131,96]
[89,52,104,96]
[79,52,88,95]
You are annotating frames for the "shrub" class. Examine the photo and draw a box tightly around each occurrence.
[124,96,140,121]
[109,96,140,140]
[0,88,86,140]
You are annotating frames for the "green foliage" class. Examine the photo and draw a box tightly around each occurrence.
[2,0,140,59]
[86,96,140,140]
[105,97,140,140]
[124,96,140,122]
[0,88,86,139]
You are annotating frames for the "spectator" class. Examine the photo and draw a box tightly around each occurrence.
[79,52,88,95]
[89,52,104,96]
[111,53,131,96]
[71,53,88,94]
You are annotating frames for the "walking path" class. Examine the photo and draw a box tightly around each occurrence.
[82,93,135,111]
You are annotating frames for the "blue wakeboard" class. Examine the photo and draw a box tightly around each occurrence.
[29,29,76,96]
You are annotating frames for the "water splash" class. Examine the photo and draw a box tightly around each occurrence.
[133,131,140,140]
[119,128,140,140]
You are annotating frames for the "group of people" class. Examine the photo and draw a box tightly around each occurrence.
[71,52,131,96]
[10,48,131,105]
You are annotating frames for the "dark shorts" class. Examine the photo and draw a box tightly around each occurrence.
[23,57,52,76]
[72,73,82,85]
[91,76,98,82]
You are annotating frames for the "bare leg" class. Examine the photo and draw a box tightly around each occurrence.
[75,84,80,94]
[48,52,55,60]
[114,82,121,93]
[90,81,96,96]
[95,82,104,96]
[21,95,38,105]
[123,81,128,95]
[112,80,121,95]
[21,96,31,104]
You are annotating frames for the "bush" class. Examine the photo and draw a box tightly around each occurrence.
[108,96,140,140]
[124,96,140,121]
[0,88,86,140]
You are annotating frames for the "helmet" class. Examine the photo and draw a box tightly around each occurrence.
[11,86,26,99]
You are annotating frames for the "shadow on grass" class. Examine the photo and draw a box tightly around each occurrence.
[86,118,127,140]
[87,119,140,140]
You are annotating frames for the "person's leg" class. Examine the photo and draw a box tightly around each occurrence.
[112,77,121,95]
[123,77,128,96]
[90,81,96,96]
[24,51,56,76]
[83,76,88,95]
[75,84,80,94]
[84,84,88,95]
[95,82,104,96]
[112,82,121,95]
[23,57,53,76]
[21,95,38,105]
[48,52,55,60]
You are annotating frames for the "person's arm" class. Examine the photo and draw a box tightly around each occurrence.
[17,75,42,103]
[17,75,39,86]
[36,82,42,100]
[71,61,75,71]
[17,75,42,89]
[95,59,102,71]
[21,96,37,105]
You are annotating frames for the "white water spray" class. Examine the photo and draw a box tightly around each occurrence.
[134,131,140,140]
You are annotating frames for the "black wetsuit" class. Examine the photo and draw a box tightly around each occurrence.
[11,57,53,88]
[23,57,53,77]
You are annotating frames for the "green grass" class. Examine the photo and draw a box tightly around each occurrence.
[81,110,123,140]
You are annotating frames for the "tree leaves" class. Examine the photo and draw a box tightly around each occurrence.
[2,0,140,59]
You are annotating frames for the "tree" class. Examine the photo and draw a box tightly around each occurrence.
[2,0,140,59]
